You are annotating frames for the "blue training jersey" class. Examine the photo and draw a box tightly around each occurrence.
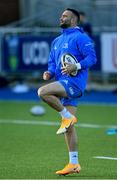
[48,27,97,92]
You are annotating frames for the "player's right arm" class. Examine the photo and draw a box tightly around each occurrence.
[43,71,52,80]
[43,40,56,80]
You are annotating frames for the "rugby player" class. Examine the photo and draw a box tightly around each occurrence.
[38,8,97,175]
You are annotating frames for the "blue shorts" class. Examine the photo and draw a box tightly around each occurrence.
[58,79,82,107]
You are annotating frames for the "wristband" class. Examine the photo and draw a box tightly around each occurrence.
[76,63,81,70]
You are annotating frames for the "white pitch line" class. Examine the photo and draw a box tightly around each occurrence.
[0,119,60,126]
[0,119,117,129]
[94,156,117,160]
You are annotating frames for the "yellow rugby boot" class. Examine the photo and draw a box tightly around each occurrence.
[56,163,81,175]
[56,115,77,135]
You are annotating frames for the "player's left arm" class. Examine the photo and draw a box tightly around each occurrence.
[61,62,77,75]
[77,34,97,70]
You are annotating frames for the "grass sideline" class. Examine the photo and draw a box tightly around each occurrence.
[0,101,117,179]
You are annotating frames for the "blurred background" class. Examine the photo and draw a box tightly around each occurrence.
[0,0,117,91]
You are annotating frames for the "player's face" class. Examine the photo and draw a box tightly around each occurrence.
[60,10,73,28]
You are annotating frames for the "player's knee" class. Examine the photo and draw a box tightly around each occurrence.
[37,87,43,98]
[37,87,47,99]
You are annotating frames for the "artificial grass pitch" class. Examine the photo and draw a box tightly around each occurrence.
[0,101,117,179]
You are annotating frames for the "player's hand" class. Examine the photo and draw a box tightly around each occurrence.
[61,63,77,75]
[43,71,51,80]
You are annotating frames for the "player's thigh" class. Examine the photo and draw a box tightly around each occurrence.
[38,81,67,97]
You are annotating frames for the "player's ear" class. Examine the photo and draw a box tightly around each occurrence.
[71,17,76,25]
[71,18,74,24]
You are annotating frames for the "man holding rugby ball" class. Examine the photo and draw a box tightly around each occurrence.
[38,8,97,175]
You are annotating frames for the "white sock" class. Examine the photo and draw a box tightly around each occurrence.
[59,107,72,119]
[69,151,79,164]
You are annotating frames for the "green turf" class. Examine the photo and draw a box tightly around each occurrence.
[0,101,117,179]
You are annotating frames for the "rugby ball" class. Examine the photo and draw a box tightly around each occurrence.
[30,105,46,116]
[61,53,78,76]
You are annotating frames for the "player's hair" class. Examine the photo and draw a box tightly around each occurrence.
[66,8,80,23]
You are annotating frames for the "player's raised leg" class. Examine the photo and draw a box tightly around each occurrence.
[38,81,67,111]
[38,81,77,134]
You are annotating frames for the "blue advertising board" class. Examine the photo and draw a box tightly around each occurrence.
[2,35,54,73]
[2,34,101,73]
[91,35,101,71]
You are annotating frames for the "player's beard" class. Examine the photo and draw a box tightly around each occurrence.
[60,19,71,28]
[60,23,70,28]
